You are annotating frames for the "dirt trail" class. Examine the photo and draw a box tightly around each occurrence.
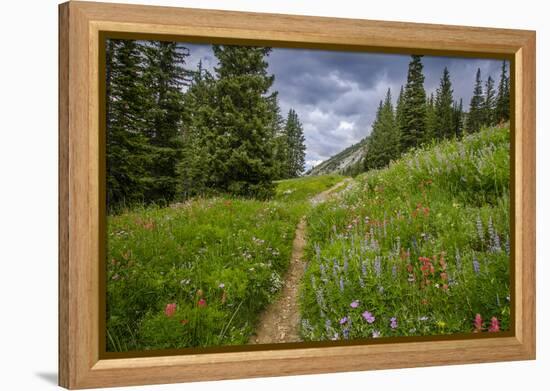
[249,178,353,345]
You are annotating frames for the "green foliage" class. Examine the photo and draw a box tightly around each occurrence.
[467,68,487,133]
[434,67,454,139]
[495,61,510,123]
[364,89,399,170]
[106,175,347,351]
[106,39,191,210]
[283,109,307,178]
[198,45,278,199]
[400,55,427,152]
[300,126,510,341]
[483,76,497,126]
[106,39,151,209]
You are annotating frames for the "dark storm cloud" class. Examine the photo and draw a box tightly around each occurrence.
[180,42,505,170]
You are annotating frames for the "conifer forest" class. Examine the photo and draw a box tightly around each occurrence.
[105,39,511,352]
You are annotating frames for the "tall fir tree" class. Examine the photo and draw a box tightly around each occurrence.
[483,75,496,126]
[176,61,217,198]
[106,39,150,210]
[451,98,464,138]
[400,55,427,152]
[207,45,278,198]
[364,89,398,170]
[434,67,454,139]
[495,61,510,123]
[467,68,485,133]
[284,109,306,177]
[425,93,437,143]
[141,41,191,203]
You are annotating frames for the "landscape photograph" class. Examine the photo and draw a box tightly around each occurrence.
[104,38,511,353]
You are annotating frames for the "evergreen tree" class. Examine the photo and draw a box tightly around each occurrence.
[400,55,427,152]
[364,89,398,170]
[467,68,485,133]
[495,61,510,123]
[395,85,405,133]
[269,97,289,179]
[425,93,437,143]
[141,41,191,203]
[207,45,278,198]
[451,98,464,138]
[483,75,496,126]
[106,39,150,210]
[434,67,454,139]
[176,61,216,198]
[284,109,306,177]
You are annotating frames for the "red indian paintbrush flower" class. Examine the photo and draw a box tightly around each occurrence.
[488,317,500,332]
[164,303,177,317]
[473,313,483,332]
[198,298,207,307]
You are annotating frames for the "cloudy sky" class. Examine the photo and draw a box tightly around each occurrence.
[185,43,506,170]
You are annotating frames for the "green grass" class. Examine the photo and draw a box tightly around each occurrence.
[300,126,511,341]
[106,174,346,351]
[274,174,345,202]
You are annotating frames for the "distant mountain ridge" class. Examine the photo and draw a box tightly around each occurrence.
[307,136,368,176]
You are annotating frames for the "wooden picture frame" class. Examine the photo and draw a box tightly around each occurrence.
[58,1,536,389]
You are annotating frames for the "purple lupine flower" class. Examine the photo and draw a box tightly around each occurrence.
[314,243,321,261]
[505,235,510,256]
[390,317,398,329]
[343,257,349,273]
[342,328,350,340]
[391,265,397,278]
[476,215,484,243]
[361,261,367,277]
[372,330,381,338]
[339,316,348,325]
[350,300,360,308]
[325,319,332,333]
[455,248,462,272]
[374,256,381,277]
[362,311,375,323]
[331,332,339,341]
[339,277,345,292]
[472,254,480,274]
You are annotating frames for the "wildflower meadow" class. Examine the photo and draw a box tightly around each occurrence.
[300,126,510,341]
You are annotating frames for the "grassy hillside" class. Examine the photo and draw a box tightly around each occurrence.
[300,126,510,340]
[106,174,345,351]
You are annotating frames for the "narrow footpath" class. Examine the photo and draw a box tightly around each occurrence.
[249,178,353,344]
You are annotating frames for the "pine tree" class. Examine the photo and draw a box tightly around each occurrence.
[284,109,306,177]
[364,89,398,170]
[400,55,427,152]
[483,75,496,126]
[467,68,485,133]
[495,61,510,123]
[106,39,150,210]
[140,41,191,203]
[425,93,437,143]
[208,45,278,198]
[177,61,216,198]
[395,85,405,133]
[434,67,454,139]
[451,98,464,138]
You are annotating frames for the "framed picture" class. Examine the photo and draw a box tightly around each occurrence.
[59,1,536,389]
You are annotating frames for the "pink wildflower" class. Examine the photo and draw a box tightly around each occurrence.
[488,317,500,332]
[164,303,177,317]
[473,313,483,332]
